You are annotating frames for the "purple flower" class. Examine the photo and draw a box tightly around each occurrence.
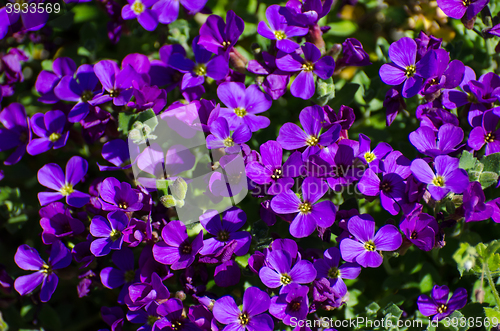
[39,202,85,245]
[6,0,49,32]
[27,110,69,155]
[124,273,170,311]
[468,109,500,155]
[417,285,467,321]
[90,211,129,257]
[206,117,252,154]
[198,10,244,55]
[37,156,90,208]
[199,207,251,256]
[156,298,202,331]
[269,283,309,326]
[121,0,158,31]
[384,87,407,126]
[421,52,465,96]
[99,177,144,212]
[97,139,134,171]
[285,0,334,26]
[126,302,162,331]
[101,306,125,331]
[127,85,167,114]
[152,220,204,270]
[35,57,77,104]
[14,241,72,302]
[339,214,402,268]
[168,36,228,90]
[358,151,411,215]
[213,286,274,331]
[277,105,341,160]
[276,43,335,99]
[313,247,361,296]
[90,60,140,106]
[436,0,489,20]
[357,133,392,173]
[410,155,469,201]
[409,123,464,157]
[257,5,308,53]
[259,250,317,289]
[0,102,30,165]
[271,177,336,238]
[54,64,100,123]
[100,248,136,290]
[217,82,272,132]
[379,37,438,98]
[152,0,207,25]
[245,140,303,195]
[463,181,493,222]
[399,212,438,251]
[336,38,371,68]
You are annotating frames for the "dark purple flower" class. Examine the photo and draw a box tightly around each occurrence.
[409,123,464,157]
[199,207,251,256]
[357,133,392,173]
[90,60,140,106]
[245,140,303,195]
[99,177,144,212]
[339,214,402,268]
[379,37,438,98]
[421,51,465,96]
[198,10,244,55]
[0,102,30,165]
[399,212,438,251]
[54,64,100,123]
[269,283,309,326]
[358,151,411,215]
[100,248,137,291]
[217,82,272,132]
[168,36,228,90]
[441,66,487,112]
[336,38,371,68]
[463,181,494,222]
[384,87,407,126]
[259,250,317,289]
[213,286,274,331]
[313,247,361,296]
[277,105,341,160]
[206,117,252,154]
[410,155,469,201]
[14,241,72,302]
[156,298,202,331]
[121,0,159,31]
[90,211,130,257]
[127,85,167,114]
[276,43,335,99]
[285,0,333,26]
[126,301,162,331]
[124,272,170,311]
[271,177,336,238]
[6,2,49,32]
[153,220,204,270]
[468,109,500,155]
[37,156,90,208]
[214,260,241,287]
[27,110,69,155]
[97,139,134,171]
[101,306,125,331]
[152,0,207,25]
[258,5,308,53]
[35,57,76,104]
[417,285,467,321]
[436,0,489,20]
[39,202,85,244]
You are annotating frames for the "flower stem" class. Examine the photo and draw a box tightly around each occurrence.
[484,261,500,308]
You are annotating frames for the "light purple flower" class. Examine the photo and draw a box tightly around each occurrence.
[409,123,464,157]
[121,0,159,31]
[90,211,130,257]
[27,110,69,155]
[417,285,467,321]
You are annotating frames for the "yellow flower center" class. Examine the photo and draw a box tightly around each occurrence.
[49,132,61,142]
[364,152,376,163]
[364,240,376,251]
[131,0,145,15]
[41,263,52,274]
[110,229,122,241]
[234,107,247,117]
[328,267,340,278]
[462,0,471,6]
[271,168,282,180]
[118,202,129,210]
[194,64,207,76]
[280,273,292,285]
[81,90,93,102]
[60,183,74,196]
[222,40,231,48]
[109,89,120,98]
[180,243,192,255]
[437,304,448,314]
[405,65,416,78]
[274,30,287,40]
[223,137,234,147]
[238,313,250,325]
[171,320,183,330]
[299,201,312,214]
[302,62,314,72]
[305,135,319,146]
[432,176,445,187]
[485,132,496,143]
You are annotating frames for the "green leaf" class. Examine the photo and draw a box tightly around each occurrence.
[479,171,499,189]
[0,312,7,331]
[365,301,380,316]
[488,253,500,272]
[329,83,360,110]
[459,151,478,171]
[325,21,358,36]
[482,153,500,173]
[118,112,137,135]
[315,77,335,106]
[484,308,500,330]
[419,273,434,292]
[168,19,190,50]
[477,243,488,259]
[447,310,469,331]
[136,109,159,130]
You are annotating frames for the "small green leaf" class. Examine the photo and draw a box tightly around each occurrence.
[482,153,500,173]
[484,307,500,330]
[315,77,335,106]
[365,301,380,316]
[479,171,499,189]
[326,21,358,36]
[459,151,478,171]
[447,310,469,331]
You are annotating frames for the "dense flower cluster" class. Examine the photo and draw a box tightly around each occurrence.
[2,0,500,330]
